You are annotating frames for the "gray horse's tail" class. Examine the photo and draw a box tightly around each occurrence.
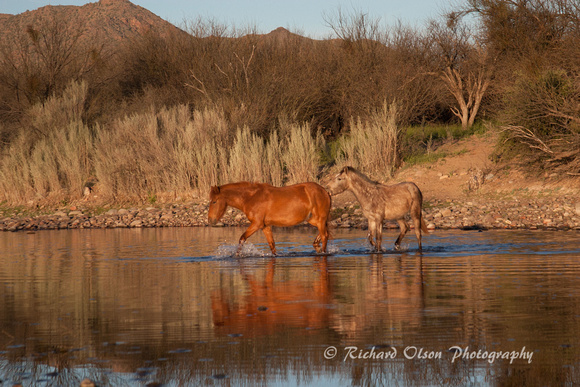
[420,214,430,234]
[414,183,430,234]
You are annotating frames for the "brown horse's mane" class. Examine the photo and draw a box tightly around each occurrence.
[344,166,381,186]
[221,181,257,188]
[218,181,262,192]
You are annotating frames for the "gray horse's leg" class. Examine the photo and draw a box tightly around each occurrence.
[375,221,383,251]
[394,219,409,250]
[367,217,383,251]
[367,218,378,248]
[367,231,375,247]
[412,216,423,250]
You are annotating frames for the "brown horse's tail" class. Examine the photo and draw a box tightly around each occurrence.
[325,192,333,241]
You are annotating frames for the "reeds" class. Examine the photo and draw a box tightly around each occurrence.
[336,101,401,179]
[0,82,327,205]
[281,121,325,185]
[0,81,92,203]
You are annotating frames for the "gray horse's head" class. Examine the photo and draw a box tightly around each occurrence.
[326,166,354,195]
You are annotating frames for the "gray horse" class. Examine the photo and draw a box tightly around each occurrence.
[327,166,429,251]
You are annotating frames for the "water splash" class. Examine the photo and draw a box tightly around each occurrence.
[394,243,410,253]
[326,243,341,255]
[215,242,270,258]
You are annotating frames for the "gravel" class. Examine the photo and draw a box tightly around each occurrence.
[2,198,580,232]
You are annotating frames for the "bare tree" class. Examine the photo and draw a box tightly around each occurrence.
[0,10,105,141]
[323,6,385,44]
[426,17,493,129]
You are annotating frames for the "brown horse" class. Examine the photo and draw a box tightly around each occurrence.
[208,182,331,255]
[326,166,429,251]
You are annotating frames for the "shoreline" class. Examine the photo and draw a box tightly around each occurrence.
[2,196,580,232]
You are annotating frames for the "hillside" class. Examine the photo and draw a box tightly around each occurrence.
[0,0,186,48]
[327,132,580,231]
[334,132,580,206]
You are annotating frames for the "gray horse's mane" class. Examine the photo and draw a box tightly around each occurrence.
[343,166,380,186]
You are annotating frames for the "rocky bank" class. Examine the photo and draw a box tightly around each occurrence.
[2,133,579,233]
[1,195,580,232]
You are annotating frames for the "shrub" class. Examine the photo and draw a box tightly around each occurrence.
[499,70,580,172]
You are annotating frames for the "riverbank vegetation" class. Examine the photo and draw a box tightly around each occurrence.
[0,0,578,206]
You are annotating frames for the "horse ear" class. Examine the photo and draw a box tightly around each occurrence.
[341,166,350,174]
[210,186,220,195]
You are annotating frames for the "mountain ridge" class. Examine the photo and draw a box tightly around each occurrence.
[0,0,187,48]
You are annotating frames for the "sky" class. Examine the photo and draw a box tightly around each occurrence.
[1,0,448,38]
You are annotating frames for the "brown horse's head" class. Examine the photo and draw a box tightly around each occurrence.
[326,166,352,195]
[208,186,227,225]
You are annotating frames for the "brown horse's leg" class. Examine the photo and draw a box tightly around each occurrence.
[317,222,329,253]
[308,218,328,253]
[394,219,409,250]
[262,226,277,256]
[312,234,321,251]
[308,223,328,253]
[238,222,262,254]
[321,226,329,253]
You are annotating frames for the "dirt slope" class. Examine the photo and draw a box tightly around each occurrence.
[333,131,580,206]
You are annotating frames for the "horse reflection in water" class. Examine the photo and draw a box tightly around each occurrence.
[326,166,429,251]
[211,258,333,335]
[208,182,331,255]
[211,255,425,339]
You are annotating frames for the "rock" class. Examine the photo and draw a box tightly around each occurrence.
[129,220,143,228]
[80,379,96,387]
[2,194,578,233]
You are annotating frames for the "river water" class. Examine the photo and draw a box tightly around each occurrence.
[0,227,579,386]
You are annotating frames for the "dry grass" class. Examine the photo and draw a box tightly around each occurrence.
[93,105,232,200]
[281,121,325,185]
[336,101,401,179]
[0,83,326,205]
[0,81,92,203]
[264,130,284,187]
